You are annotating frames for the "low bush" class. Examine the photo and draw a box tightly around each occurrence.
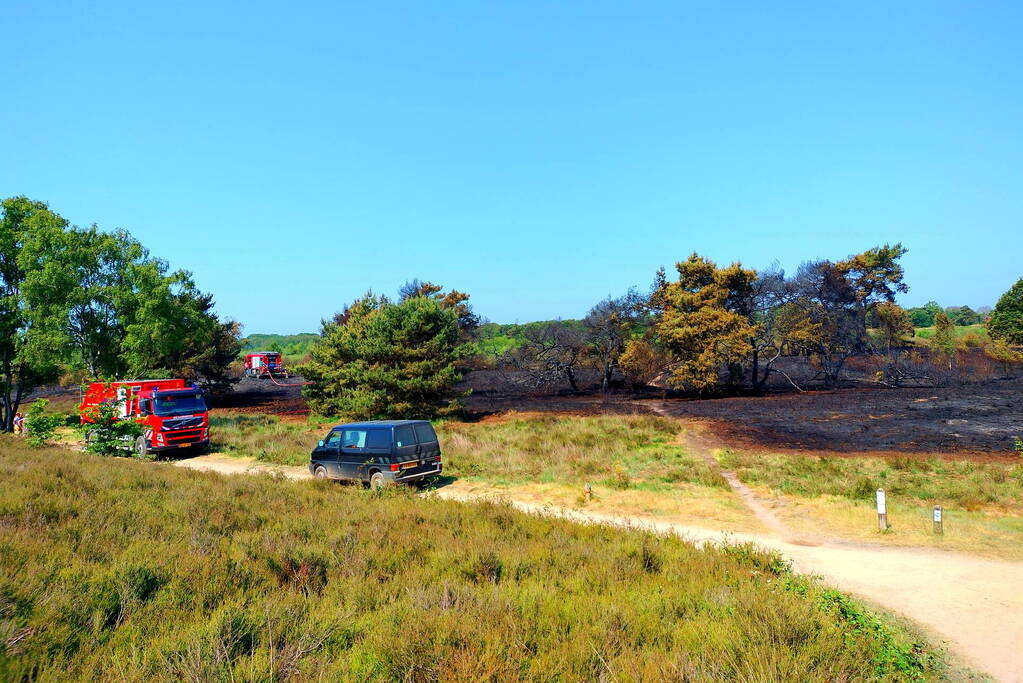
[23,400,66,448]
[0,441,941,681]
[80,399,145,457]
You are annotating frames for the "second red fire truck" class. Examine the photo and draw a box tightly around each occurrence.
[244,351,289,379]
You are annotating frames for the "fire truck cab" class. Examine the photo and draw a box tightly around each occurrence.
[244,351,288,379]
[80,379,210,457]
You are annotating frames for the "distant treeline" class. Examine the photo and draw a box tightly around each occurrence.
[906,302,988,328]
[239,333,318,362]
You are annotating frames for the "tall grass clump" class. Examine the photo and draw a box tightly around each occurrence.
[0,438,940,681]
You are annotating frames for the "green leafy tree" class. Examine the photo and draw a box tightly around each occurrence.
[988,278,1023,345]
[18,224,145,377]
[931,311,957,369]
[946,305,982,326]
[0,197,70,431]
[3,196,241,409]
[835,243,909,332]
[908,301,942,327]
[299,291,469,419]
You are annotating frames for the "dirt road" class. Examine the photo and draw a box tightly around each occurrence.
[175,453,1023,682]
[174,454,312,480]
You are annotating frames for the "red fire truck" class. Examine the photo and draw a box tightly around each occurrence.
[80,379,210,457]
[244,351,289,379]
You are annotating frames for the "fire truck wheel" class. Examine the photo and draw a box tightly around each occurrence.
[313,465,327,479]
[134,436,148,457]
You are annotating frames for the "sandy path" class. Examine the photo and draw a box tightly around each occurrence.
[174,452,1022,681]
[173,454,313,480]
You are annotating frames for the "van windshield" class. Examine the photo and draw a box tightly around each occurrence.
[153,392,206,417]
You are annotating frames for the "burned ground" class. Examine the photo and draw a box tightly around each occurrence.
[462,367,1023,455]
[217,375,310,416]
[639,382,1022,455]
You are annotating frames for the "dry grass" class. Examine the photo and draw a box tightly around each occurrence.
[444,480,764,534]
[438,413,726,490]
[772,495,1023,560]
[434,413,760,531]
[718,449,1023,559]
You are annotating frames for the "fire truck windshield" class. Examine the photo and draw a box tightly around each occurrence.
[153,392,207,416]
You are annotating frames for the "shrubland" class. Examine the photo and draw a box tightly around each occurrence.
[0,438,941,681]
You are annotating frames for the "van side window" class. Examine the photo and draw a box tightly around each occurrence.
[342,430,368,448]
[325,431,342,447]
[413,423,437,444]
[366,430,390,449]
[394,425,415,447]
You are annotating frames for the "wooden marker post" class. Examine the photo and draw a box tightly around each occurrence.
[933,506,943,535]
[876,489,888,531]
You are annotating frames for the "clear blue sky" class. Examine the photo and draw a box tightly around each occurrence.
[3,1,1021,334]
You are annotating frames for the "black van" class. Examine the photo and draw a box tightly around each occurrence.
[309,420,442,488]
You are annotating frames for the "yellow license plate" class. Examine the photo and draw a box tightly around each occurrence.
[181,443,193,448]
[400,461,417,469]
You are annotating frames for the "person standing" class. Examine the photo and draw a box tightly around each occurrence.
[12,412,25,435]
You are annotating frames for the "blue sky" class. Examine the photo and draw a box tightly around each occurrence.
[3,1,1021,334]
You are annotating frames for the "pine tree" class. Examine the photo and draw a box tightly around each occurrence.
[299,292,469,419]
[650,253,758,391]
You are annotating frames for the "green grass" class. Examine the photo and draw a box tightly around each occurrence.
[0,437,945,681]
[210,413,326,467]
[439,414,728,491]
[716,450,1023,510]
[912,324,988,341]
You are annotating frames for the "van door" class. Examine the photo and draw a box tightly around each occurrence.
[413,422,440,462]
[314,430,343,476]
[393,424,418,465]
[339,428,372,481]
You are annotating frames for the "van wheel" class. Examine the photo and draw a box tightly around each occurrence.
[369,472,386,490]
[134,436,148,458]
[313,465,327,479]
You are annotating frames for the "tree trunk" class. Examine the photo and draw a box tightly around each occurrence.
[565,367,579,393]
[601,362,612,394]
[750,347,760,392]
